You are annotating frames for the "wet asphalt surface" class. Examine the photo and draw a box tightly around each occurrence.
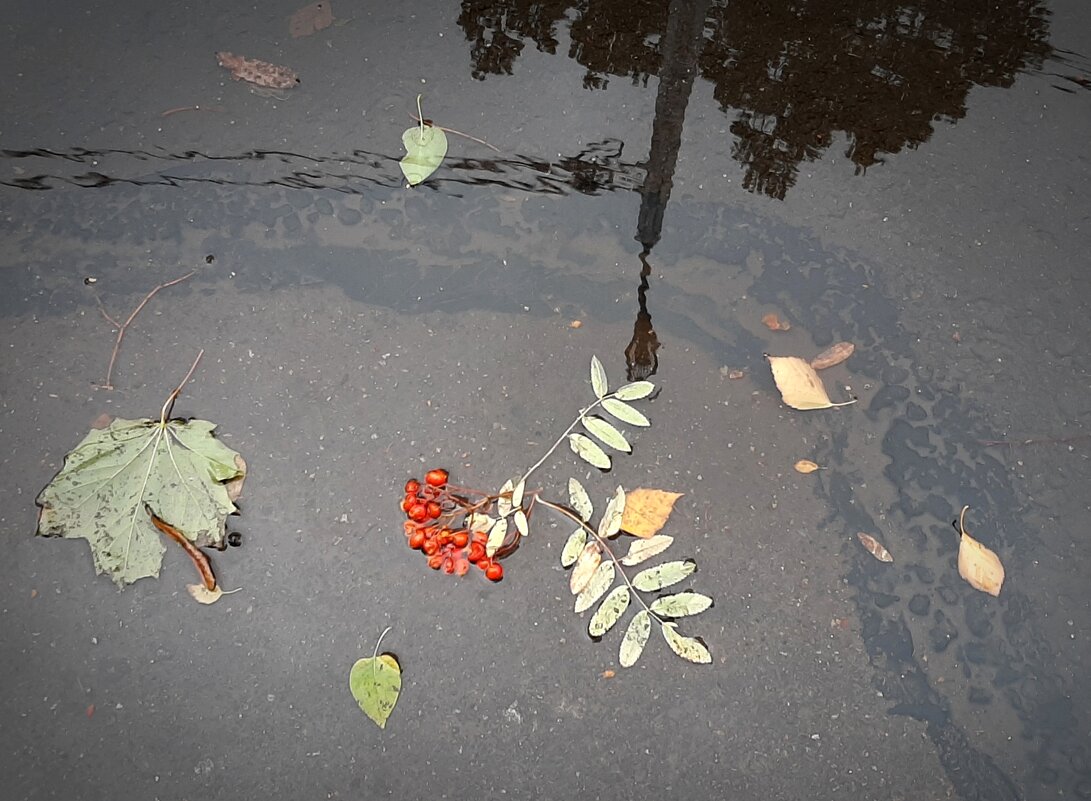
[2,1,1090,799]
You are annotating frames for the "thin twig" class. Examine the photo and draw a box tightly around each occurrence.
[979,433,1090,448]
[160,104,225,117]
[100,270,196,389]
[408,113,502,154]
[159,349,205,425]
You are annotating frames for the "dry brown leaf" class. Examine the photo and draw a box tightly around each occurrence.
[216,52,300,89]
[289,1,334,38]
[794,459,821,474]
[810,341,855,370]
[569,320,582,329]
[956,507,1004,596]
[766,355,856,411]
[187,583,223,604]
[226,453,248,503]
[727,369,745,380]
[601,669,616,679]
[621,488,683,539]
[856,532,893,562]
[90,413,113,430]
[762,312,791,331]
[569,542,603,594]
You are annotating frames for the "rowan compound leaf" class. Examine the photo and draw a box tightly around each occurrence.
[497,478,515,517]
[614,381,655,401]
[582,416,631,453]
[569,433,611,470]
[632,559,697,591]
[569,541,603,594]
[598,486,626,539]
[467,512,494,534]
[590,355,608,399]
[601,397,650,427]
[856,532,894,563]
[35,417,245,587]
[619,534,674,566]
[574,561,615,614]
[400,123,448,186]
[349,652,402,729]
[766,355,857,411]
[810,341,855,370]
[589,585,630,637]
[560,529,587,567]
[619,609,651,667]
[568,478,594,522]
[650,591,713,618]
[620,488,683,538]
[661,622,712,664]
[485,518,509,558]
[956,508,1004,596]
[514,509,529,538]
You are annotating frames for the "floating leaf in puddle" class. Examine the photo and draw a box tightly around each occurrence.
[955,506,1004,596]
[766,355,857,411]
[856,532,893,563]
[810,341,855,370]
[400,96,447,186]
[762,312,791,331]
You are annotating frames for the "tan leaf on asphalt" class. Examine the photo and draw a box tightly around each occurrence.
[794,459,821,474]
[856,532,893,563]
[956,507,1005,596]
[620,488,683,538]
[766,355,857,411]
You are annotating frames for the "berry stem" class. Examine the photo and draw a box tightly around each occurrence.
[518,393,614,487]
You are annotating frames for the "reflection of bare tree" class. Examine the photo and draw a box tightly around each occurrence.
[700,0,1051,198]
[457,0,1051,199]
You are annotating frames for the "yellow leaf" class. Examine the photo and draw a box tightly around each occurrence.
[956,507,1005,596]
[620,488,683,539]
[794,459,821,474]
[766,355,856,411]
[856,532,893,563]
[569,541,603,594]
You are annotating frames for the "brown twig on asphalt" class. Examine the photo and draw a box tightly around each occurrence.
[98,271,197,390]
[160,105,225,117]
[979,433,1090,449]
[408,113,502,153]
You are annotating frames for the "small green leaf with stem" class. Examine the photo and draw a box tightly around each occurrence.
[589,585,631,637]
[590,355,608,399]
[400,95,448,186]
[349,627,402,728]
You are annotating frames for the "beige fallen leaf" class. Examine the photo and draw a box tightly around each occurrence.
[762,312,791,331]
[620,488,683,539]
[794,459,821,474]
[727,369,745,380]
[569,320,582,329]
[956,507,1004,596]
[289,1,334,38]
[569,541,603,594]
[811,341,855,370]
[186,584,242,605]
[856,532,893,562]
[766,355,857,411]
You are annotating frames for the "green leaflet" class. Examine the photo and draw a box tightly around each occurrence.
[590,355,608,399]
[613,380,655,401]
[560,529,587,567]
[597,486,626,539]
[36,417,244,587]
[661,622,712,664]
[649,591,713,618]
[601,397,650,427]
[632,559,697,591]
[619,609,651,667]
[568,478,594,521]
[569,433,611,470]
[349,652,402,728]
[574,561,615,614]
[582,416,631,453]
[589,585,630,637]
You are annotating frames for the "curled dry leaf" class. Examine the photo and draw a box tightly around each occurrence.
[289,1,333,38]
[762,312,791,331]
[794,459,821,474]
[620,488,683,539]
[766,355,856,411]
[956,507,1005,596]
[810,341,855,370]
[856,532,893,563]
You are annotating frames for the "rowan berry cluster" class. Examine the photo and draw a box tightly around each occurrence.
[401,469,504,581]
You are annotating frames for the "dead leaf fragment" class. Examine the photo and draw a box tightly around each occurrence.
[216,52,300,90]
[794,459,821,474]
[856,532,893,562]
[569,320,582,329]
[810,342,855,370]
[762,312,791,331]
[187,584,224,604]
[621,488,684,538]
[956,507,1004,596]
[289,2,333,38]
[90,413,113,430]
[766,355,857,411]
[601,669,616,679]
[728,369,745,380]
[569,542,603,594]
[86,704,95,718]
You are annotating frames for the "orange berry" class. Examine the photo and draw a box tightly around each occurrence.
[408,531,426,550]
[425,468,449,488]
[405,479,421,494]
[485,563,504,582]
[427,554,444,570]
[426,501,442,519]
[453,530,469,548]
[409,503,428,523]
[422,539,439,556]
[442,557,456,574]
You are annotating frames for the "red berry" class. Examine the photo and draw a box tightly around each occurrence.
[409,503,428,523]
[401,494,417,513]
[453,530,470,548]
[422,539,439,556]
[427,554,444,570]
[408,531,426,550]
[485,563,504,582]
[442,557,456,574]
[426,501,442,520]
[467,543,485,564]
[404,479,421,494]
[477,557,492,571]
[425,468,449,488]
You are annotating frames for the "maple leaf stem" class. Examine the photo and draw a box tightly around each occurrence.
[159,349,205,426]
